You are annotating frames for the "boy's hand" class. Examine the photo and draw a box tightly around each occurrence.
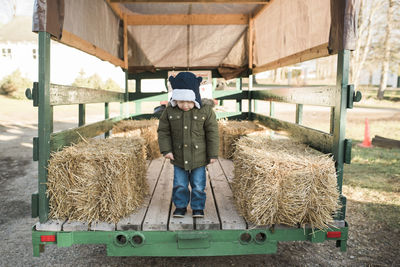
[164,152,174,160]
[209,158,217,164]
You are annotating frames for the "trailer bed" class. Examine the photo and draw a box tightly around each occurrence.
[36,158,251,232]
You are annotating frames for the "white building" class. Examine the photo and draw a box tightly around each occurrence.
[0,16,125,88]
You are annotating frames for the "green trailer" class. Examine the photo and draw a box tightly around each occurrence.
[28,0,361,257]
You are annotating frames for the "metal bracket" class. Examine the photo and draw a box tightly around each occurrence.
[334,195,347,220]
[347,84,362,109]
[177,232,210,249]
[25,82,39,106]
[31,192,39,218]
[344,139,352,164]
[33,137,39,161]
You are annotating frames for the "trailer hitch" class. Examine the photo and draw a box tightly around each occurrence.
[347,84,362,109]
[176,231,210,249]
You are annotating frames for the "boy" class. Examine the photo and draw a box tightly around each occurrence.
[157,72,219,218]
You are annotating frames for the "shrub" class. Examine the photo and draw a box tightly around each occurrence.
[0,69,32,98]
[72,69,122,91]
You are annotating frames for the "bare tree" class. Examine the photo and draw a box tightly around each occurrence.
[377,0,395,99]
[351,0,384,89]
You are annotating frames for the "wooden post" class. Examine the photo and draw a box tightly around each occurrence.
[269,101,274,117]
[237,78,242,112]
[295,104,303,124]
[248,74,253,119]
[105,103,110,138]
[135,78,142,114]
[330,107,335,134]
[79,104,86,126]
[38,32,53,223]
[333,50,350,195]
[120,70,129,116]
[248,17,253,69]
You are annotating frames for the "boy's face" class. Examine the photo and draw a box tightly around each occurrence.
[177,100,195,111]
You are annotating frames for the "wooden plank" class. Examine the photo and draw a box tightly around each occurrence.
[207,161,246,230]
[251,86,336,107]
[105,0,124,19]
[113,0,269,3]
[253,43,330,74]
[90,221,115,231]
[63,221,89,231]
[60,30,125,69]
[35,220,64,231]
[127,14,249,25]
[218,158,234,183]
[49,84,124,106]
[248,16,253,69]
[50,116,127,152]
[169,206,194,231]
[129,92,168,102]
[252,0,272,19]
[212,90,247,100]
[195,172,220,230]
[117,158,165,230]
[142,159,174,231]
[123,13,128,69]
[253,113,333,154]
[372,135,400,149]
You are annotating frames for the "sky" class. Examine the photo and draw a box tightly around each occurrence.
[0,0,33,24]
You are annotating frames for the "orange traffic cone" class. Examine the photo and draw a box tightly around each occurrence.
[358,118,372,148]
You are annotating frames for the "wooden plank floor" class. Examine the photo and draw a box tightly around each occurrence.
[36,158,250,232]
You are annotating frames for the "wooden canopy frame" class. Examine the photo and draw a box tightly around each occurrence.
[58,0,272,71]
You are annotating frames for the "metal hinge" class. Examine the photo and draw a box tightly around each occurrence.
[347,84,362,109]
[344,139,352,164]
[25,82,39,106]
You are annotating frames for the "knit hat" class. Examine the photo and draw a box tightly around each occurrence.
[169,72,202,109]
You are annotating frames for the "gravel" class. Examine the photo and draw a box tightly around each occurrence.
[1,107,399,267]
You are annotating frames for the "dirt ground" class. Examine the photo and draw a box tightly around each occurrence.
[0,97,399,266]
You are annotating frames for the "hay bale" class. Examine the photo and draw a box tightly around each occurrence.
[232,135,340,230]
[47,137,148,224]
[112,119,161,160]
[218,119,265,159]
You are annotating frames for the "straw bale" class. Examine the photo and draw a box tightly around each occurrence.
[232,135,340,230]
[218,119,265,159]
[47,137,148,224]
[112,119,161,160]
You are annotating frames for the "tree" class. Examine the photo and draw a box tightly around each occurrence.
[351,0,384,89]
[104,78,122,91]
[71,69,90,88]
[71,70,122,91]
[378,0,395,99]
[86,74,103,89]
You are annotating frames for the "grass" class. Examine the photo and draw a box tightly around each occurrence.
[344,146,400,193]
[356,95,400,109]
[343,145,400,229]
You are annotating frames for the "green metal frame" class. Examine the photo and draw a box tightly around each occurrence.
[31,30,355,257]
[32,224,348,257]
[37,32,52,223]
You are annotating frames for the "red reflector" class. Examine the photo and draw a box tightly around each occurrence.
[327,231,341,238]
[41,235,56,242]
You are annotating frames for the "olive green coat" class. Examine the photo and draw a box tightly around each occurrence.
[157,104,219,170]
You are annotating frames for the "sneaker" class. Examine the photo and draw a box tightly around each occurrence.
[192,210,204,218]
[173,208,187,218]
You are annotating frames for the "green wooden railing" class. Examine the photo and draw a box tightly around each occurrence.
[30,31,360,223]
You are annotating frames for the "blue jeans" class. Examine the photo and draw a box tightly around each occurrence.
[172,165,206,210]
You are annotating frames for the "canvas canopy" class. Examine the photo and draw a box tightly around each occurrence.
[33,0,359,79]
